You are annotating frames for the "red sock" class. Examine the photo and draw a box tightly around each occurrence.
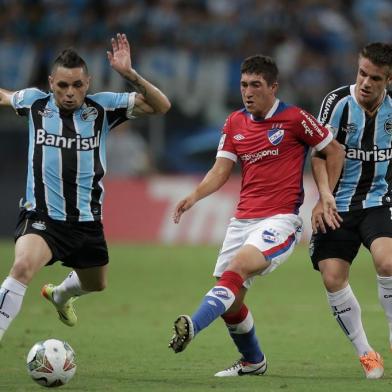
[222,304,248,324]
[216,271,244,296]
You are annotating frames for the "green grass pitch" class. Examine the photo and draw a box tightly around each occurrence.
[0,240,392,391]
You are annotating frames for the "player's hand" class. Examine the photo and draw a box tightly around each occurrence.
[311,200,326,234]
[173,195,197,224]
[311,196,342,234]
[107,33,133,75]
[320,191,342,231]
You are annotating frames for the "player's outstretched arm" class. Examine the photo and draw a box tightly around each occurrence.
[311,139,345,232]
[107,33,171,116]
[173,157,235,224]
[0,88,14,106]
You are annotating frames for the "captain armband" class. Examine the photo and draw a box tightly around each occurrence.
[126,92,137,119]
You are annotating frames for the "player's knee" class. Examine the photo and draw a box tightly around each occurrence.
[321,270,347,292]
[10,258,35,284]
[227,261,249,280]
[375,260,392,277]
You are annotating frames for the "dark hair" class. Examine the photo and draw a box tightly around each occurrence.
[360,42,392,70]
[240,55,278,85]
[52,48,88,74]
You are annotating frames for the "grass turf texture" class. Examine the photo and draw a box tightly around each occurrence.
[0,241,392,391]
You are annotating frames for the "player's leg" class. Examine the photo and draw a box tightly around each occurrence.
[42,221,108,327]
[0,234,52,341]
[318,258,383,378]
[169,219,245,352]
[362,206,392,350]
[214,215,302,375]
[311,214,383,379]
[170,245,268,353]
[215,287,267,376]
[318,258,374,354]
[169,214,302,355]
[369,237,392,348]
[49,264,107,303]
[191,244,269,334]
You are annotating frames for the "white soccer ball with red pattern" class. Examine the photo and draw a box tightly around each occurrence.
[26,339,76,387]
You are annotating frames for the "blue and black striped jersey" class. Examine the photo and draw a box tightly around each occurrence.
[318,85,392,212]
[11,88,135,222]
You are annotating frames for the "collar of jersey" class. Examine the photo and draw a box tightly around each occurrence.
[249,99,280,121]
[48,94,86,114]
[350,84,387,115]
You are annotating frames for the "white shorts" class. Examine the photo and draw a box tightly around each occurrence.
[213,214,303,289]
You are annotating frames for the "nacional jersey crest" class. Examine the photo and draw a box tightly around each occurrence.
[267,125,285,146]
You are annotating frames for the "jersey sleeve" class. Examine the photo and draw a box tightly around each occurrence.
[296,109,333,151]
[11,88,49,116]
[89,92,135,131]
[216,115,237,162]
[317,89,343,126]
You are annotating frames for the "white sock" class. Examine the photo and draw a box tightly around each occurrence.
[377,275,392,345]
[53,271,89,306]
[327,285,372,356]
[0,277,27,339]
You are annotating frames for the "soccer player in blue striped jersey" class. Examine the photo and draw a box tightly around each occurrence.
[0,33,170,342]
[310,42,392,379]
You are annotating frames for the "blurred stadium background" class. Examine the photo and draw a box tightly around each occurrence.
[0,0,391,241]
[1,2,392,390]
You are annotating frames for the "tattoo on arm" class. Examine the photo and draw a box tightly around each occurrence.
[126,75,147,96]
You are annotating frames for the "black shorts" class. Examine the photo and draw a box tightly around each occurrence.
[14,209,109,269]
[309,205,392,270]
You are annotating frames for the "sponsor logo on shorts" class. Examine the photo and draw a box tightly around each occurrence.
[262,230,277,243]
[212,287,231,300]
[234,134,245,141]
[308,238,314,257]
[32,221,46,231]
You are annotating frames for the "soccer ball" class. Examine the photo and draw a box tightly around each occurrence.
[26,339,76,387]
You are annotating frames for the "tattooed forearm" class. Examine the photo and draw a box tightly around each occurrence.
[127,75,147,96]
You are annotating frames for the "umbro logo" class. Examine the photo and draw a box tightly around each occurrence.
[38,108,54,118]
[234,134,245,141]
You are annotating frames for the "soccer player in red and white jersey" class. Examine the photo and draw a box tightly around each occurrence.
[168,55,345,376]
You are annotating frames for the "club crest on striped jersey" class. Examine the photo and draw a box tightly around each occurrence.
[384,116,392,135]
[267,124,285,145]
[81,106,98,121]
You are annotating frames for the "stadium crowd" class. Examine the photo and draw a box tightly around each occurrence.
[0,0,391,174]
